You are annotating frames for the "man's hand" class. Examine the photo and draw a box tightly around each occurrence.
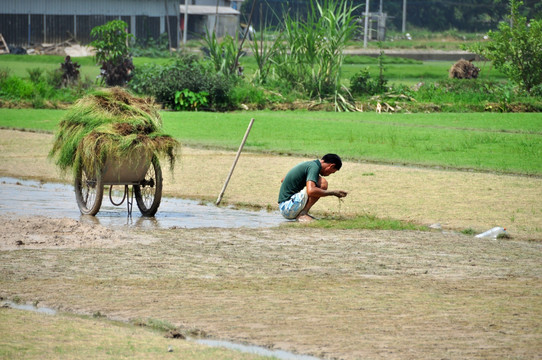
[334,190,348,198]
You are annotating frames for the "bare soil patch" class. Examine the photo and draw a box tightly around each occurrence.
[1,129,541,359]
[0,216,154,250]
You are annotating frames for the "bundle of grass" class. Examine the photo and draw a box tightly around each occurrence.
[49,87,179,178]
[449,58,480,79]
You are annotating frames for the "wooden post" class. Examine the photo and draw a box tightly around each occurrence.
[216,118,255,206]
[363,0,369,48]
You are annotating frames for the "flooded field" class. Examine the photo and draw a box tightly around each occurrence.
[0,177,284,229]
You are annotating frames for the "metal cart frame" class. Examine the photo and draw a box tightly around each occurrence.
[74,151,162,217]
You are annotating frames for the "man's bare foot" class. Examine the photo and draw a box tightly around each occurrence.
[297,214,315,222]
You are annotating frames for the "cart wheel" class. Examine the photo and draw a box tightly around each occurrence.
[134,156,162,217]
[75,164,103,216]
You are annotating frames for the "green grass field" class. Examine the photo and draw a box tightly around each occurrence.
[1,109,540,175]
[0,53,507,89]
[0,55,177,81]
[235,55,507,87]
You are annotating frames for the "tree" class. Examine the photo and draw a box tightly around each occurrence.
[90,20,135,86]
[470,0,542,93]
[384,0,540,33]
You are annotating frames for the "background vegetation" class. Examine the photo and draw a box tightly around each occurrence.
[469,0,542,94]
[0,1,540,112]
[240,0,541,33]
[0,50,536,112]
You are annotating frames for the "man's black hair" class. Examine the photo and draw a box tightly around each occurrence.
[322,153,342,170]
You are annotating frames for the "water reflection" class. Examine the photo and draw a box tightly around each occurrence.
[0,177,283,229]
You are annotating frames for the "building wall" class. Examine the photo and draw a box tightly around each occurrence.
[205,15,240,38]
[0,0,179,46]
[0,0,173,16]
[195,0,230,6]
[182,0,238,8]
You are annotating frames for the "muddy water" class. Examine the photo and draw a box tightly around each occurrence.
[0,177,284,229]
[2,301,57,315]
[193,339,321,360]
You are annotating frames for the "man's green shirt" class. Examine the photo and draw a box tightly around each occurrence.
[278,160,321,203]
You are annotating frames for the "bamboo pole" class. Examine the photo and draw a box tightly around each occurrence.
[216,118,254,206]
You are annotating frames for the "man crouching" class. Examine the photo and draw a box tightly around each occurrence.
[278,153,348,222]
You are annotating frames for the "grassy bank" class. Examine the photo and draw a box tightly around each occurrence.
[1,109,541,175]
[0,308,268,359]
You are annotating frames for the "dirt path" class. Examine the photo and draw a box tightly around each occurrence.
[1,129,542,359]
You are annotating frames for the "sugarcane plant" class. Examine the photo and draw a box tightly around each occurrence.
[272,0,360,110]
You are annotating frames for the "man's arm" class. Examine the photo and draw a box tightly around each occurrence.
[306,180,347,198]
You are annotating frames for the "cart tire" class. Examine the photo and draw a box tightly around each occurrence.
[134,156,162,217]
[75,164,103,216]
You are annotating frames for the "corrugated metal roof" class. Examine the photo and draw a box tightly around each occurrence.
[180,5,240,15]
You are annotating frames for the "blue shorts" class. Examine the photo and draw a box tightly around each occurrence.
[278,188,308,219]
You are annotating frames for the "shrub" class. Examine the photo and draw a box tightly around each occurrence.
[90,20,134,86]
[433,78,503,95]
[0,67,9,81]
[127,63,161,95]
[230,82,268,108]
[204,73,236,110]
[45,68,63,89]
[174,89,209,111]
[129,55,235,111]
[0,71,94,106]
[0,76,34,99]
[393,78,540,112]
[27,67,43,84]
[530,84,542,98]
[349,68,387,96]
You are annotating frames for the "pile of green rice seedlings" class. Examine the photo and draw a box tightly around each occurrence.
[49,87,179,177]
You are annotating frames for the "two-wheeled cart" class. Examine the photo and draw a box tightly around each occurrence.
[74,151,162,216]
